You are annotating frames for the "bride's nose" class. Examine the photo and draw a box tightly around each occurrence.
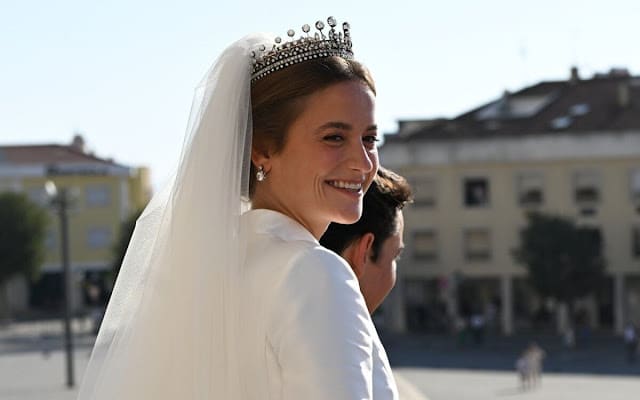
[347,141,375,173]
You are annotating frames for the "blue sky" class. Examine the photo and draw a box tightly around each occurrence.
[2,0,639,189]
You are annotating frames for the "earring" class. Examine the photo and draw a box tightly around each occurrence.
[256,165,266,182]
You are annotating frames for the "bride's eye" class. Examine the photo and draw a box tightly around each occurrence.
[362,135,379,148]
[323,134,344,143]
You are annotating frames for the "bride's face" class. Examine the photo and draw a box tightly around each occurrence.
[262,80,378,238]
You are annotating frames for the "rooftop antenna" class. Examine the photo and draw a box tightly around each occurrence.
[519,38,529,87]
[570,28,580,75]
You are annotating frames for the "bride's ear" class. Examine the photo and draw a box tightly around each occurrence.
[251,146,272,173]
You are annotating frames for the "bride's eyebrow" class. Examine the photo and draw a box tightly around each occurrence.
[314,122,378,132]
[315,121,352,132]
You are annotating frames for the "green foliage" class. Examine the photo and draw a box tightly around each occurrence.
[111,208,144,283]
[513,212,606,303]
[0,192,49,285]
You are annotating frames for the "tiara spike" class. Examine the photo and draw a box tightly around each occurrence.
[251,17,354,83]
[315,20,325,39]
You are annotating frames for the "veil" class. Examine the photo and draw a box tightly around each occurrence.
[77,34,271,399]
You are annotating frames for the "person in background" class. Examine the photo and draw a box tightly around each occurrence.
[319,166,412,399]
[515,351,531,391]
[515,341,545,391]
[563,325,576,349]
[525,342,546,388]
[320,166,413,314]
[470,312,486,345]
[623,322,638,363]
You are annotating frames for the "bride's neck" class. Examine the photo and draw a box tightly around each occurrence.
[251,194,328,240]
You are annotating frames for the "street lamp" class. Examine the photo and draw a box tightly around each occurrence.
[45,180,75,388]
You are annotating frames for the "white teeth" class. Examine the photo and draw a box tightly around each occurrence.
[329,180,362,190]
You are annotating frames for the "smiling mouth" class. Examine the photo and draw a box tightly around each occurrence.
[327,180,363,193]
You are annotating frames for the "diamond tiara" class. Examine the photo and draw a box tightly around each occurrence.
[251,16,353,83]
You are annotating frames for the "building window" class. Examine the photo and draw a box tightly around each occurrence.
[410,177,436,207]
[516,172,544,207]
[464,177,490,207]
[413,231,437,260]
[85,185,111,207]
[464,228,491,261]
[573,170,601,204]
[633,226,640,258]
[87,227,112,249]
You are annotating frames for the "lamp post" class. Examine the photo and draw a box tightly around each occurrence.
[45,181,75,388]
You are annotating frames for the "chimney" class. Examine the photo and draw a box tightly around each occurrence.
[497,90,511,116]
[569,66,580,84]
[617,82,630,108]
[71,133,86,153]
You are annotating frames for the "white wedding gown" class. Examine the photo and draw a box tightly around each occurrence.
[77,33,397,399]
[238,209,398,399]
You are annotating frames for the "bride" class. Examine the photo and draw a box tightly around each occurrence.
[78,17,397,399]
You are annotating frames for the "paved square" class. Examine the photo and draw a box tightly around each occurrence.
[2,321,640,400]
[396,367,640,400]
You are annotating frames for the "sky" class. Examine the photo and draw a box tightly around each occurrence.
[2,0,640,190]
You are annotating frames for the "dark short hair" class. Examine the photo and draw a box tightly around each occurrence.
[320,166,413,262]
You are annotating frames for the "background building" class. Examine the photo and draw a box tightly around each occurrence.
[0,135,151,316]
[381,67,640,336]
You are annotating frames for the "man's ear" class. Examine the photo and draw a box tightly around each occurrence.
[347,233,375,278]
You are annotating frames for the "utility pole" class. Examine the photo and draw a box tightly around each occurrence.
[46,182,75,388]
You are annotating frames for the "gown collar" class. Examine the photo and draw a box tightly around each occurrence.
[243,208,319,244]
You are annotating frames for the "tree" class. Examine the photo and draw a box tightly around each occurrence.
[0,192,49,319]
[513,213,606,320]
[110,208,144,284]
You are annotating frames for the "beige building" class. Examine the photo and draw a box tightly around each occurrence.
[0,135,151,315]
[380,68,640,335]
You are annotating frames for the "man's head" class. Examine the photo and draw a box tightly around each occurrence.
[320,166,412,313]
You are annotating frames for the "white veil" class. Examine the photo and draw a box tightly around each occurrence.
[78,34,271,399]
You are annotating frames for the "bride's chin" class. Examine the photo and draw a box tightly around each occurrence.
[331,211,362,225]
